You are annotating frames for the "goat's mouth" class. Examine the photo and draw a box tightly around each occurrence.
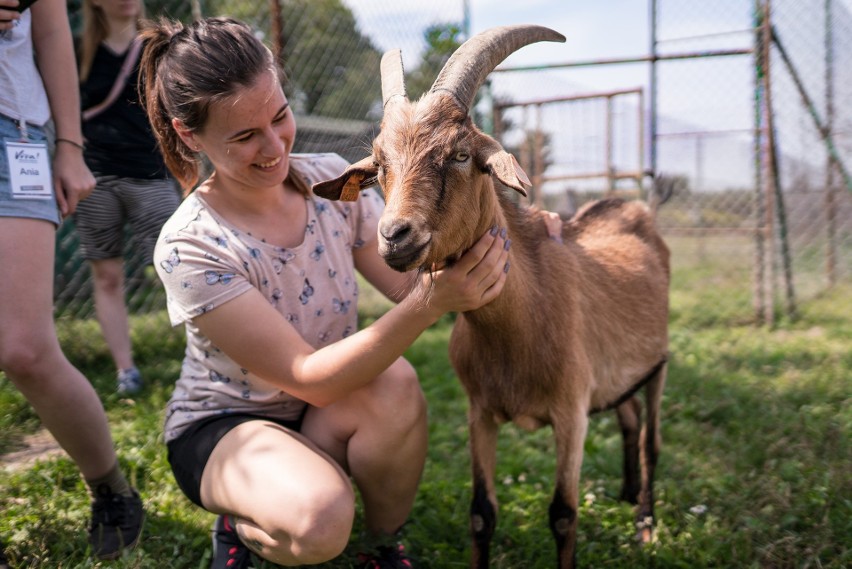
[379,236,432,272]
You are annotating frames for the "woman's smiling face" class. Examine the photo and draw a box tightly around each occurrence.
[192,70,297,192]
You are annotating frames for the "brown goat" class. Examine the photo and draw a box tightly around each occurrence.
[314,25,670,569]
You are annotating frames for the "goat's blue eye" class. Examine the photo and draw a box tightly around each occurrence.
[453,152,470,162]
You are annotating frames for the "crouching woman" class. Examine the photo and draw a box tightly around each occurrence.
[140,17,510,568]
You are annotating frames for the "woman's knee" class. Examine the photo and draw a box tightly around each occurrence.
[373,358,427,422]
[262,486,355,565]
[90,260,124,294]
[0,334,53,380]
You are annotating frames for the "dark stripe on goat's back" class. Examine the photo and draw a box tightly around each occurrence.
[589,357,668,414]
[571,198,625,224]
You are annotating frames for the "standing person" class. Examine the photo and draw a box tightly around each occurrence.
[76,0,180,395]
[0,0,143,562]
[140,17,511,569]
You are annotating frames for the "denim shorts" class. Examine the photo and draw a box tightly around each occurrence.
[0,113,60,225]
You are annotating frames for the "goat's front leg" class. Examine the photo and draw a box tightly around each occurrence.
[550,409,589,569]
[468,409,499,569]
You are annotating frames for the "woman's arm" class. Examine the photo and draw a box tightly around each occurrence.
[193,229,509,407]
[31,0,95,216]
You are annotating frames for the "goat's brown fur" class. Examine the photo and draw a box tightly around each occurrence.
[312,25,670,569]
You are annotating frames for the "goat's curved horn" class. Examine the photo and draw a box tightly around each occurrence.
[381,48,408,107]
[429,25,566,113]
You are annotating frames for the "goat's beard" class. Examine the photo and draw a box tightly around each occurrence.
[406,249,466,311]
[407,265,439,312]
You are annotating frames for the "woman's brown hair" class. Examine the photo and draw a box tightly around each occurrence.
[138,17,279,193]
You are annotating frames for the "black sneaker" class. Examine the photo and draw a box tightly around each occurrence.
[211,515,252,569]
[0,545,9,569]
[357,542,413,569]
[88,484,144,560]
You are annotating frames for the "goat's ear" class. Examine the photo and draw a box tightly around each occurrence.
[483,149,531,197]
[312,156,378,201]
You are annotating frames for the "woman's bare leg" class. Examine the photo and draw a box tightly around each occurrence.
[199,420,355,566]
[198,357,427,566]
[0,218,117,479]
[303,357,428,535]
[89,257,134,371]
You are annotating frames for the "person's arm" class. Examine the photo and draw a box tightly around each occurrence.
[31,0,95,217]
[193,229,509,407]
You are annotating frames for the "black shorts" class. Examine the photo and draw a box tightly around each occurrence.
[167,413,303,508]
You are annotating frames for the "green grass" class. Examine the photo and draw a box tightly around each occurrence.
[1,281,850,568]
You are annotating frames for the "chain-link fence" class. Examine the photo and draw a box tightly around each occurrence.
[55,0,466,319]
[490,0,852,326]
[55,0,851,328]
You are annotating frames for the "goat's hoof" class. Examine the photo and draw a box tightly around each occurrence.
[619,489,639,505]
[635,516,655,544]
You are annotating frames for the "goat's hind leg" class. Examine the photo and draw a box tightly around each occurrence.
[615,396,642,504]
[637,362,668,543]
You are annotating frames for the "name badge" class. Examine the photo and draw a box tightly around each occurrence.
[4,140,53,200]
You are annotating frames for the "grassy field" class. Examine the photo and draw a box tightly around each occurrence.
[1,272,850,567]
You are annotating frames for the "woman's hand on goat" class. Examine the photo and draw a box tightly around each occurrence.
[531,206,564,244]
[422,227,510,314]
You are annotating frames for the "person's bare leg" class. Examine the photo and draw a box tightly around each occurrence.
[199,358,426,565]
[200,420,355,566]
[303,357,428,535]
[0,218,117,479]
[90,257,134,371]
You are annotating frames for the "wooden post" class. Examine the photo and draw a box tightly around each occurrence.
[824,0,838,287]
[605,95,615,196]
[269,0,283,62]
[534,104,544,208]
[751,0,778,325]
[764,0,797,319]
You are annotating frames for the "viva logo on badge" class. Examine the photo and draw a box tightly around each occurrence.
[15,148,39,162]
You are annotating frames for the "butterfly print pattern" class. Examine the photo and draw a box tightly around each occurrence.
[160,247,180,273]
[157,156,386,442]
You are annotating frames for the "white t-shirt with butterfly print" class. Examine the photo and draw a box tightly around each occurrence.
[154,153,385,442]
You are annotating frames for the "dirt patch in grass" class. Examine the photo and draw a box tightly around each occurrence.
[0,429,66,472]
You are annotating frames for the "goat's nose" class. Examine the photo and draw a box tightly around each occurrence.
[379,220,412,245]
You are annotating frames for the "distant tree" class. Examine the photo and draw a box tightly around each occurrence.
[509,127,553,205]
[406,22,465,101]
[277,0,381,119]
[200,0,382,120]
[144,0,196,21]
